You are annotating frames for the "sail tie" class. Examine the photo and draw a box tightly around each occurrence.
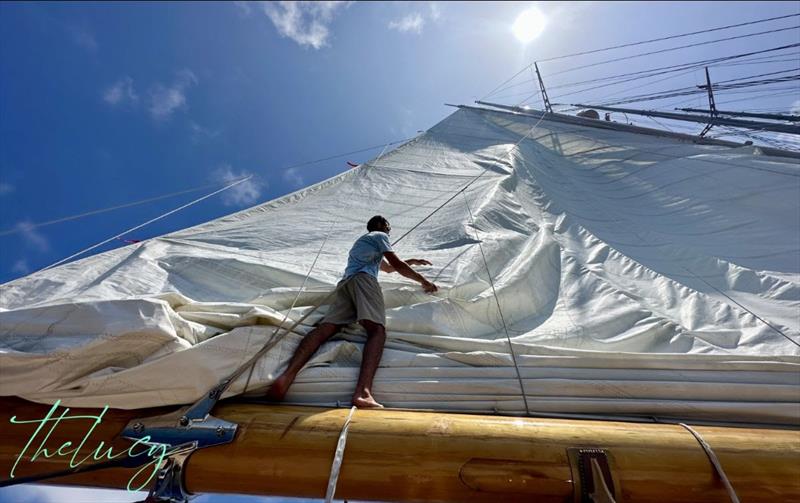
[679,423,741,503]
[325,406,358,503]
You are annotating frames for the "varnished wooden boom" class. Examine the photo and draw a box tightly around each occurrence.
[0,398,798,502]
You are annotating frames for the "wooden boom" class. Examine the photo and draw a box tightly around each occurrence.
[0,397,798,502]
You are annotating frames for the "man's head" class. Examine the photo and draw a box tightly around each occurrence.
[367,215,391,234]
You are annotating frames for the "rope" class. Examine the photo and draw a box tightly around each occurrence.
[679,423,741,503]
[0,179,247,237]
[461,192,530,416]
[242,216,340,394]
[325,406,357,503]
[38,176,254,272]
[234,138,405,397]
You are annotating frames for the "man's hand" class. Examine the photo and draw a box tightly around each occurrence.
[421,280,438,294]
[407,259,432,266]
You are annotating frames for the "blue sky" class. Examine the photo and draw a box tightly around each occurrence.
[0,1,798,500]
[1,1,798,286]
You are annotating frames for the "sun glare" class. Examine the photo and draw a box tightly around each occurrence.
[512,7,547,43]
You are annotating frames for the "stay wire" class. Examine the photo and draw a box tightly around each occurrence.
[483,14,799,100]
[547,25,800,78]
[38,176,254,272]
[537,13,800,64]
[461,191,531,416]
[521,125,800,346]
[232,111,549,403]
[238,138,405,396]
[492,43,800,99]
[0,179,247,237]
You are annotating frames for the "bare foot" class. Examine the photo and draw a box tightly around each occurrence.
[265,375,291,402]
[352,395,384,409]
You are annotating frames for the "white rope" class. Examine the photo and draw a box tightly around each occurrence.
[242,216,340,394]
[39,176,254,272]
[0,180,246,237]
[679,423,741,503]
[325,406,357,503]
[237,137,404,394]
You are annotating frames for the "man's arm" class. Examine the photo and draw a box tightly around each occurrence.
[381,258,432,272]
[383,252,438,293]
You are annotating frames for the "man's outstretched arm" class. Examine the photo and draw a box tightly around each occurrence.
[383,252,438,293]
[380,258,432,273]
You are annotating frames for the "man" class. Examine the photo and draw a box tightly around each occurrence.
[267,215,438,408]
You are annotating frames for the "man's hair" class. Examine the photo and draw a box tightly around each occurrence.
[367,215,388,232]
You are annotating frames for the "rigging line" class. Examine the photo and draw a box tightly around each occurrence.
[595,75,800,106]
[461,191,530,416]
[242,216,339,395]
[479,64,533,102]
[240,137,408,396]
[391,109,549,246]
[496,43,800,100]
[537,13,800,64]
[0,178,247,237]
[548,64,703,103]
[545,43,800,92]
[528,126,800,342]
[547,25,800,78]
[282,137,413,171]
[679,423,741,503]
[599,74,800,104]
[559,66,800,103]
[232,115,549,403]
[484,18,800,99]
[713,68,800,84]
[2,138,412,239]
[38,176,253,272]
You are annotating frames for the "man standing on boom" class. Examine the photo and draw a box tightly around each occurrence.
[267,215,438,408]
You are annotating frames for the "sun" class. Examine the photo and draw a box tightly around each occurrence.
[512,7,547,43]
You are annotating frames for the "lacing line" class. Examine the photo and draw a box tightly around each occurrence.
[679,423,741,503]
[325,406,358,503]
[462,192,530,416]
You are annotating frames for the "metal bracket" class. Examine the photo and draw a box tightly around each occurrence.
[120,390,238,502]
[568,448,618,503]
[139,442,197,503]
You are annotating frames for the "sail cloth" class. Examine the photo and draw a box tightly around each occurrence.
[1,106,799,425]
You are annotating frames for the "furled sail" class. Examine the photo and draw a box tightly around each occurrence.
[2,106,798,424]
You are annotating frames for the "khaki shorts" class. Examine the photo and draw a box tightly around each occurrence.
[321,273,386,326]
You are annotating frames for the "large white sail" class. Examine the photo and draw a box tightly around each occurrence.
[2,106,798,424]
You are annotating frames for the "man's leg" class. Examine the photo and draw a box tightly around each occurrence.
[352,319,386,408]
[266,322,340,401]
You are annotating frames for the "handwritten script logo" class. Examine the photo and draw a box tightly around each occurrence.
[9,400,170,491]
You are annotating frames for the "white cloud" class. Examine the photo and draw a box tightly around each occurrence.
[282,167,304,188]
[233,1,252,16]
[388,13,424,34]
[11,259,29,275]
[189,121,222,143]
[213,165,263,207]
[67,25,98,52]
[0,182,13,195]
[103,77,139,106]
[790,100,800,116]
[148,69,198,121]
[15,220,49,253]
[429,3,442,22]
[260,1,348,49]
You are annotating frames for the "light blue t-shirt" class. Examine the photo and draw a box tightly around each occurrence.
[343,231,394,280]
